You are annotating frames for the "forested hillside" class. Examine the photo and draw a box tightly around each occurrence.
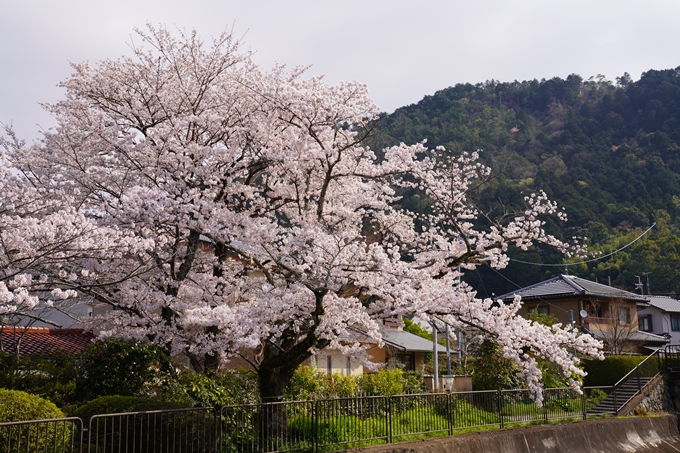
[369,68,680,297]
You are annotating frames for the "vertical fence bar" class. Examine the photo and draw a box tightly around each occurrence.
[387,397,392,444]
[582,390,587,421]
[314,400,318,453]
[446,393,453,436]
[498,390,504,429]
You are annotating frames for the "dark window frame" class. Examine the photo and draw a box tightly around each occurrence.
[671,314,680,331]
[638,314,652,332]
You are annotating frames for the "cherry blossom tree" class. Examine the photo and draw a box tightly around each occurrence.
[5,25,602,402]
[0,132,147,357]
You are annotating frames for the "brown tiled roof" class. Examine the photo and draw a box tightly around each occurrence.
[1,327,94,357]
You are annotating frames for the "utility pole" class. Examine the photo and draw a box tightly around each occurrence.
[445,324,451,375]
[635,275,644,296]
[642,272,651,295]
[432,322,439,391]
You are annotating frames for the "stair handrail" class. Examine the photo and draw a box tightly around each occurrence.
[664,344,680,373]
[613,349,660,389]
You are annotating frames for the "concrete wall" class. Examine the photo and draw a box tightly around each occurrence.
[351,415,680,453]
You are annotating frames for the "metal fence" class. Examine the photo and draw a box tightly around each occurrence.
[0,417,82,453]
[87,407,217,453]
[0,387,616,453]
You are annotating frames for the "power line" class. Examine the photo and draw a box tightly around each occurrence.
[510,223,656,267]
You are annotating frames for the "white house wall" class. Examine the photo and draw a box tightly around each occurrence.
[637,306,680,344]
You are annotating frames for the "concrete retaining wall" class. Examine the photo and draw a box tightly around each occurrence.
[350,415,680,453]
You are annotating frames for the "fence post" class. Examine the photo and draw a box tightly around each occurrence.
[214,407,220,453]
[614,386,619,416]
[314,400,319,453]
[447,393,453,436]
[582,390,587,421]
[387,396,393,445]
[498,390,504,429]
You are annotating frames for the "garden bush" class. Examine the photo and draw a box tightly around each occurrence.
[76,337,176,401]
[471,339,524,390]
[285,366,423,400]
[0,389,64,422]
[71,395,186,422]
[164,370,259,407]
[285,366,331,400]
[357,369,417,396]
[0,389,72,452]
[0,351,78,409]
[582,355,660,387]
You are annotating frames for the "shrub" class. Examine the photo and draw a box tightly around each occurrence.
[471,339,524,391]
[0,389,71,452]
[328,373,358,398]
[0,389,64,422]
[285,366,330,401]
[76,338,175,401]
[357,369,410,396]
[164,370,259,407]
[71,395,186,422]
[0,352,78,409]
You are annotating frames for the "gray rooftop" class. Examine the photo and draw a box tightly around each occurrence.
[585,328,668,344]
[382,329,435,353]
[346,327,436,353]
[644,295,680,313]
[497,274,646,302]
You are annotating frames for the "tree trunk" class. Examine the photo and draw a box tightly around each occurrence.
[257,336,330,401]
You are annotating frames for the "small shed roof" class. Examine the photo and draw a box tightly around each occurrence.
[496,274,646,302]
[1,327,94,357]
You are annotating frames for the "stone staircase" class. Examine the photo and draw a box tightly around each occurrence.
[587,377,654,415]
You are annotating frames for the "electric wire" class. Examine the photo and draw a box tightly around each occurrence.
[509,223,656,267]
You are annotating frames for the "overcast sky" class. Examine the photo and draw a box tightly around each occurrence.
[2,0,679,141]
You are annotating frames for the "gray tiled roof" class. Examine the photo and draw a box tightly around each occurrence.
[382,329,435,353]
[347,327,436,353]
[585,328,668,344]
[496,274,646,302]
[645,295,680,313]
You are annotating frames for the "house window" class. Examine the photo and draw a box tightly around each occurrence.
[392,353,414,371]
[672,314,680,331]
[618,307,631,325]
[535,306,550,315]
[638,314,652,332]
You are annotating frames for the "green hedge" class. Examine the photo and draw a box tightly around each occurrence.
[71,395,186,423]
[583,355,661,387]
[0,389,71,452]
[0,389,64,422]
[76,338,175,401]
